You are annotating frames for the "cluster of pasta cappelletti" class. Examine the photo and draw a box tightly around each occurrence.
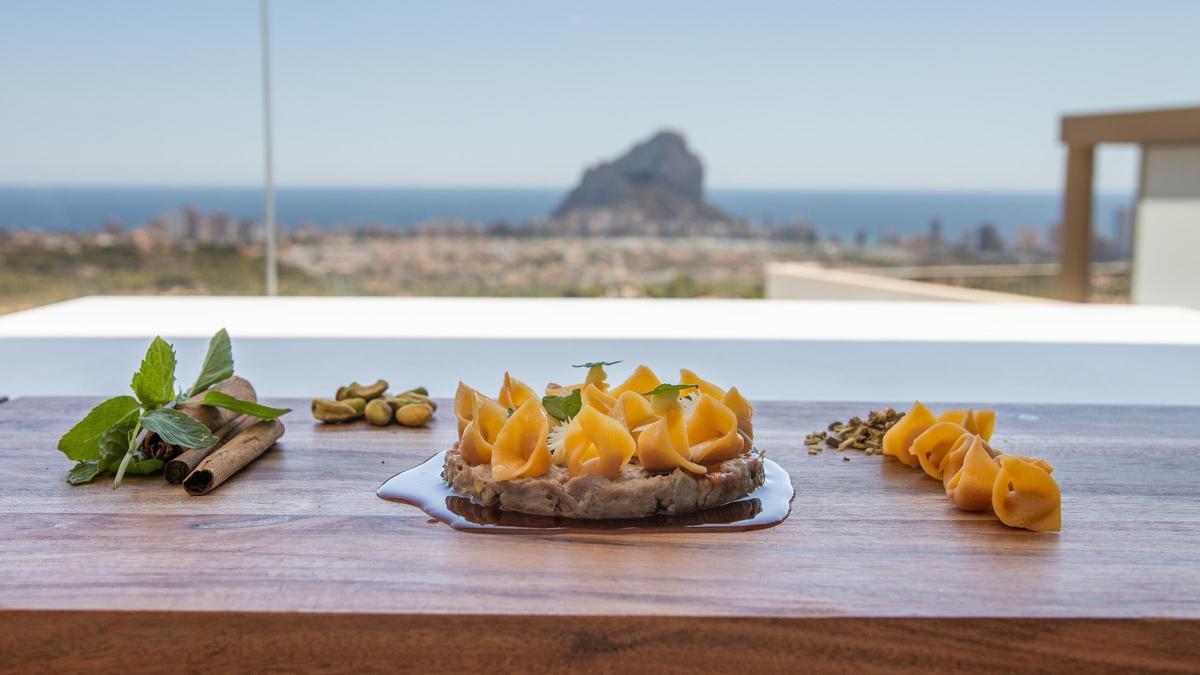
[882,401,1061,532]
[452,363,755,482]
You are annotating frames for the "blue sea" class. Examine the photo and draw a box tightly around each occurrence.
[0,185,1134,241]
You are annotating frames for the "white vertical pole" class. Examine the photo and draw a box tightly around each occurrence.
[260,0,278,296]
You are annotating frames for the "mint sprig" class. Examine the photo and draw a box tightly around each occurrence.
[187,328,233,398]
[141,408,217,449]
[201,390,291,420]
[572,360,623,368]
[642,383,699,396]
[56,328,289,488]
[130,337,177,409]
[542,389,582,422]
[57,395,140,461]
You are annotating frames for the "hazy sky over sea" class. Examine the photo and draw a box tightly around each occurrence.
[1,1,1195,190]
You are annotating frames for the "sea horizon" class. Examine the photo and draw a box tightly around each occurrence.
[0,184,1135,241]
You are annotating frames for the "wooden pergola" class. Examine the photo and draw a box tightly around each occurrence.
[1058,105,1200,302]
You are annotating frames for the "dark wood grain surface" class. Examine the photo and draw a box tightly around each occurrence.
[2,397,1198,673]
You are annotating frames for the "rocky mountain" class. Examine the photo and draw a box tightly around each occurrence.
[548,131,741,236]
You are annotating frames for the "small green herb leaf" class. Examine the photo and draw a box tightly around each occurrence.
[572,361,623,368]
[642,383,699,396]
[67,461,102,485]
[130,336,177,408]
[141,408,216,449]
[201,390,291,420]
[188,328,234,397]
[56,395,141,461]
[542,389,583,422]
[97,416,138,472]
[125,458,164,475]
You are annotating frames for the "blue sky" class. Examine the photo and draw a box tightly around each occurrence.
[1,1,1195,190]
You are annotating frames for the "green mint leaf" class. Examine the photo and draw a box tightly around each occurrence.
[201,390,291,420]
[642,383,699,396]
[572,360,623,368]
[542,389,583,422]
[130,336,177,408]
[188,328,234,397]
[141,408,216,449]
[67,461,102,485]
[56,395,141,461]
[125,458,164,475]
[97,417,138,472]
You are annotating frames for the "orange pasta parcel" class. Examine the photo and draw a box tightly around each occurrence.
[993,455,1062,532]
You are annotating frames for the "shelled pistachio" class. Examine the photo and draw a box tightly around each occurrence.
[342,397,367,417]
[345,379,389,401]
[364,398,394,426]
[392,391,437,412]
[395,403,434,427]
[315,380,435,428]
[312,399,358,423]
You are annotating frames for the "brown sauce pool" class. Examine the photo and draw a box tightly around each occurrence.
[377,451,794,534]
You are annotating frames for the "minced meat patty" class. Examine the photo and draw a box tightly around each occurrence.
[442,447,765,519]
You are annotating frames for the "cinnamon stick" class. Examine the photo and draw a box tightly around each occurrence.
[164,414,253,484]
[183,419,284,495]
[141,376,257,461]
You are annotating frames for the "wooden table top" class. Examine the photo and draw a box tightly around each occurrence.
[2,396,1198,673]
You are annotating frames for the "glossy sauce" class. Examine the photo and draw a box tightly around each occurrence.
[377,451,794,534]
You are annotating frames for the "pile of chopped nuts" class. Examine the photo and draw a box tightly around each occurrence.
[806,407,904,456]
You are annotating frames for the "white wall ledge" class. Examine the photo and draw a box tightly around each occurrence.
[2,296,1199,345]
[2,296,1198,404]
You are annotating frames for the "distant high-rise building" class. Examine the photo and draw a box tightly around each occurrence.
[237,218,262,244]
[928,217,943,246]
[183,205,203,241]
[209,212,233,244]
[977,222,1004,253]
